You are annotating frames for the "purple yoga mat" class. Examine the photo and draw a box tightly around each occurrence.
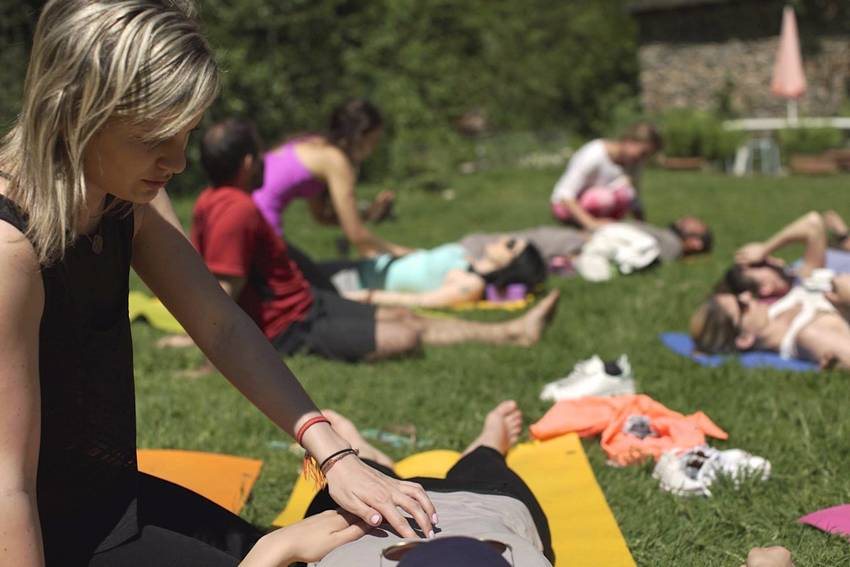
[799,504,850,537]
[485,283,527,302]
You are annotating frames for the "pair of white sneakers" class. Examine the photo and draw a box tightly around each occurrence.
[539,354,636,401]
[653,445,771,497]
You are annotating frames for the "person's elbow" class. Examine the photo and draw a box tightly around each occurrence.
[803,211,826,236]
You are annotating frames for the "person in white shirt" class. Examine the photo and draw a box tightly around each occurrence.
[550,123,662,231]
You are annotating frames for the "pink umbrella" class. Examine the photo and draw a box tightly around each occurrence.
[770,6,807,122]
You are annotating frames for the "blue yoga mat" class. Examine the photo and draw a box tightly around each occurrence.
[659,332,818,372]
[792,249,850,275]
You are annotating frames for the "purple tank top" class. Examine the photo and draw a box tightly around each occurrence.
[252,141,326,236]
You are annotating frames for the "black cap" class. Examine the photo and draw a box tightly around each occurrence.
[397,536,511,566]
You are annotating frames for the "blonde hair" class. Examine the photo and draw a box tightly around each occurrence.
[0,0,218,264]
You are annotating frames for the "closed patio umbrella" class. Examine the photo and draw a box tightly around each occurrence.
[770,5,807,124]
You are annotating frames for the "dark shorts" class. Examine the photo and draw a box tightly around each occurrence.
[272,289,377,362]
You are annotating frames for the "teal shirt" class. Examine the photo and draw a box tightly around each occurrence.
[382,244,470,292]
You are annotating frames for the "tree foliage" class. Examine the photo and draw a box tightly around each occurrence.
[1,0,639,190]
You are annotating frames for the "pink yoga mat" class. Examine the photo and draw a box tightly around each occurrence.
[799,504,850,537]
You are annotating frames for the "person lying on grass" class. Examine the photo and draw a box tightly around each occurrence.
[459,215,713,266]
[167,118,560,363]
[0,2,442,565]
[331,236,549,308]
[717,210,850,300]
[305,217,709,302]
[290,401,555,566]
[549,122,663,230]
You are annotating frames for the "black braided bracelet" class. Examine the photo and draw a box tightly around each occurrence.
[319,448,358,472]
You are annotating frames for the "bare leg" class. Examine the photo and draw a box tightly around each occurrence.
[322,410,396,468]
[409,290,560,347]
[461,400,523,457]
[366,320,423,361]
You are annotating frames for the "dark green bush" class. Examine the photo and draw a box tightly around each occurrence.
[659,109,743,161]
[778,127,843,156]
[2,0,639,192]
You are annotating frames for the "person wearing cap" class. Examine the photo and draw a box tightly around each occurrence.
[300,401,555,566]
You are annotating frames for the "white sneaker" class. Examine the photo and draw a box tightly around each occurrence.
[539,354,636,401]
[653,445,771,497]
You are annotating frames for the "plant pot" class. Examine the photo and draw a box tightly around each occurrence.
[789,153,839,175]
[825,148,850,171]
[659,156,707,170]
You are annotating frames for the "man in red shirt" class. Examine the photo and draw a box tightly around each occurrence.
[191,119,559,362]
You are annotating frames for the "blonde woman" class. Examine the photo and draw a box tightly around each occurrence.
[0,1,435,565]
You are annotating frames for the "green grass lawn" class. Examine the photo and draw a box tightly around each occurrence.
[133,168,850,566]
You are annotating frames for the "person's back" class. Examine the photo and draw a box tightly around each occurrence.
[192,185,313,340]
[252,139,327,236]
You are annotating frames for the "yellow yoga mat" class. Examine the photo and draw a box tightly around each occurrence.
[273,434,634,566]
[129,290,534,337]
[137,449,263,514]
[129,291,186,334]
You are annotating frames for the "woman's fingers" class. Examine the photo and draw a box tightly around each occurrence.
[401,481,438,526]
[391,491,433,538]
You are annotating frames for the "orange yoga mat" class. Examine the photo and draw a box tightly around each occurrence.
[137,449,263,514]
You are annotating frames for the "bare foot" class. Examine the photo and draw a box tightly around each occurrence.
[462,400,523,457]
[322,410,396,469]
[512,289,560,346]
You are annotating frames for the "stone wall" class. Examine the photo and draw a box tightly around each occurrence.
[639,35,850,117]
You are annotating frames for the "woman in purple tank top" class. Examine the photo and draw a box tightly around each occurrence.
[253,100,413,259]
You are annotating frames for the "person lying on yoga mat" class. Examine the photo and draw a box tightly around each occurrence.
[549,122,663,231]
[690,281,850,369]
[459,215,713,265]
[179,118,560,362]
[330,237,548,308]
[251,99,411,290]
[717,210,850,300]
[301,401,555,566]
[0,3,440,564]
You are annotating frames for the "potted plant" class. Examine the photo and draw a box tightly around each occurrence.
[658,109,721,170]
[779,127,842,174]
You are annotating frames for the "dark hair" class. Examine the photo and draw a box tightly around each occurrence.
[327,99,383,159]
[717,261,790,295]
[691,297,738,354]
[481,243,547,290]
[201,118,261,186]
[669,222,713,254]
[621,121,663,152]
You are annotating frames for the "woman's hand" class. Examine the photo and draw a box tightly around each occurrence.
[240,510,368,566]
[735,242,768,265]
[325,456,437,539]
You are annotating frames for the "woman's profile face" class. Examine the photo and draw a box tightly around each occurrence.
[83,115,201,203]
[484,237,527,269]
[351,127,382,163]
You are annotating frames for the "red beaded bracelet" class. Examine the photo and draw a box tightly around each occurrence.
[295,416,330,446]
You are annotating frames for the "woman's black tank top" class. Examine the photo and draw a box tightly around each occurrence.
[0,193,140,564]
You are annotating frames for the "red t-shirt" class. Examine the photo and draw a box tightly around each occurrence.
[191,186,313,340]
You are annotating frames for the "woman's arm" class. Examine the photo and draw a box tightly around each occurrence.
[130,201,435,538]
[558,198,608,231]
[344,270,484,308]
[735,211,826,277]
[240,510,367,566]
[312,146,412,257]
[0,224,45,567]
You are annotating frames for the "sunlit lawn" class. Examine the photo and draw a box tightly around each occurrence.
[132,167,850,566]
